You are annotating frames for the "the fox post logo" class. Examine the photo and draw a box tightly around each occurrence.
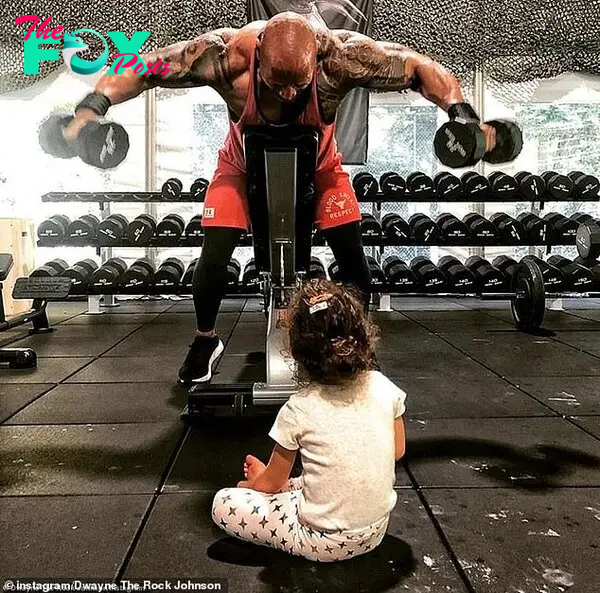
[15,15,170,76]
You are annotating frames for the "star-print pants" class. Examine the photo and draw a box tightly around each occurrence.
[211,478,389,562]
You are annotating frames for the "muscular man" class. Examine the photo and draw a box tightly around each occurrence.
[63,13,496,383]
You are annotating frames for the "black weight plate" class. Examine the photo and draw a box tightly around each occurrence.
[510,260,546,331]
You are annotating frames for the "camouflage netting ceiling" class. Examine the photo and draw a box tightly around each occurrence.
[1,0,599,95]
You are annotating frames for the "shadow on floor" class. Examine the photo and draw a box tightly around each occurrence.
[207,534,416,592]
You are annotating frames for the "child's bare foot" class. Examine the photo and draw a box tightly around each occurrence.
[244,455,266,481]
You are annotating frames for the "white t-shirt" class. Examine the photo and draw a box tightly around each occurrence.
[268,370,406,531]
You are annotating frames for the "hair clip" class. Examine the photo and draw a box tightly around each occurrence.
[306,292,333,314]
[309,301,329,314]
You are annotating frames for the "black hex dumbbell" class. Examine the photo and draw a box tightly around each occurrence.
[462,213,498,245]
[379,172,406,201]
[181,258,198,292]
[184,214,204,243]
[434,172,462,199]
[543,212,578,244]
[37,214,71,242]
[547,255,594,291]
[126,214,157,246]
[226,258,242,291]
[436,213,470,244]
[67,214,99,242]
[521,255,565,292]
[352,172,379,201]
[308,256,326,280]
[89,257,128,293]
[461,171,489,199]
[366,256,386,288]
[406,172,435,200]
[153,257,185,291]
[360,213,382,242]
[63,259,99,294]
[122,258,156,293]
[381,213,411,244]
[492,255,519,287]
[242,258,261,292]
[571,212,596,225]
[409,213,441,244]
[30,258,69,277]
[489,212,527,244]
[381,255,417,291]
[541,171,573,200]
[437,256,476,293]
[488,171,519,199]
[161,178,183,200]
[410,256,447,292]
[98,214,129,246]
[464,256,506,292]
[516,212,549,244]
[156,213,185,245]
[514,171,546,201]
[568,171,600,199]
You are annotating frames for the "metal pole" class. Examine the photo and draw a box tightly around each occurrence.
[472,64,485,258]
[145,89,158,269]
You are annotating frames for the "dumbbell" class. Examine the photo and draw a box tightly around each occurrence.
[516,212,549,244]
[381,255,417,291]
[0,347,37,369]
[576,221,600,261]
[242,259,261,292]
[514,171,546,201]
[67,214,99,241]
[571,212,596,225]
[63,259,99,294]
[410,257,447,292]
[184,215,204,242]
[126,214,157,246]
[568,171,600,199]
[489,212,527,244]
[462,213,498,245]
[226,258,242,291]
[436,213,470,244]
[461,171,489,199]
[89,257,128,293]
[181,258,198,292]
[352,172,378,200]
[30,258,69,277]
[190,178,209,201]
[543,212,578,244]
[153,257,185,290]
[365,256,386,288]
[360,213,382,240]
[37,215,71,242]
[547,255,594,291]
[464,256,506,292]
[406,172,435,200]
[541,171,573,200]
[434,172,462,199]
[98,214,129,246]
[409,214,441,244]
[437,256,476,293]
[122,258,156,293]
[156,214,185,245]
[488,171,519,199]
[308,256,326,280]
[521,255,565,292]
[379,172,406,200]
[38,113,129,169]
[381,213,411,244]
[492,255,519,287]
[161,178,183,200]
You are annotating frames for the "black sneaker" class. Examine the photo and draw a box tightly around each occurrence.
[178,335,224,384]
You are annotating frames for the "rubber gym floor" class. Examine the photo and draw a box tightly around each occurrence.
[1,297,599,593]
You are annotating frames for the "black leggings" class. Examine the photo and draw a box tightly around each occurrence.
[193,223,371,332]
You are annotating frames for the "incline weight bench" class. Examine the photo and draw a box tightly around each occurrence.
[185,125,319,417]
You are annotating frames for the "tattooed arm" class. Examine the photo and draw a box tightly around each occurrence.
[321,32,464,113]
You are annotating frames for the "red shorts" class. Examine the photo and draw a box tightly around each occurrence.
[201,162,361,231]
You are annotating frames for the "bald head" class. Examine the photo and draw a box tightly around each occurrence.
[258,13,318,102]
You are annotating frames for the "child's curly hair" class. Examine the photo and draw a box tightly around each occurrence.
[288,277,379,384]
